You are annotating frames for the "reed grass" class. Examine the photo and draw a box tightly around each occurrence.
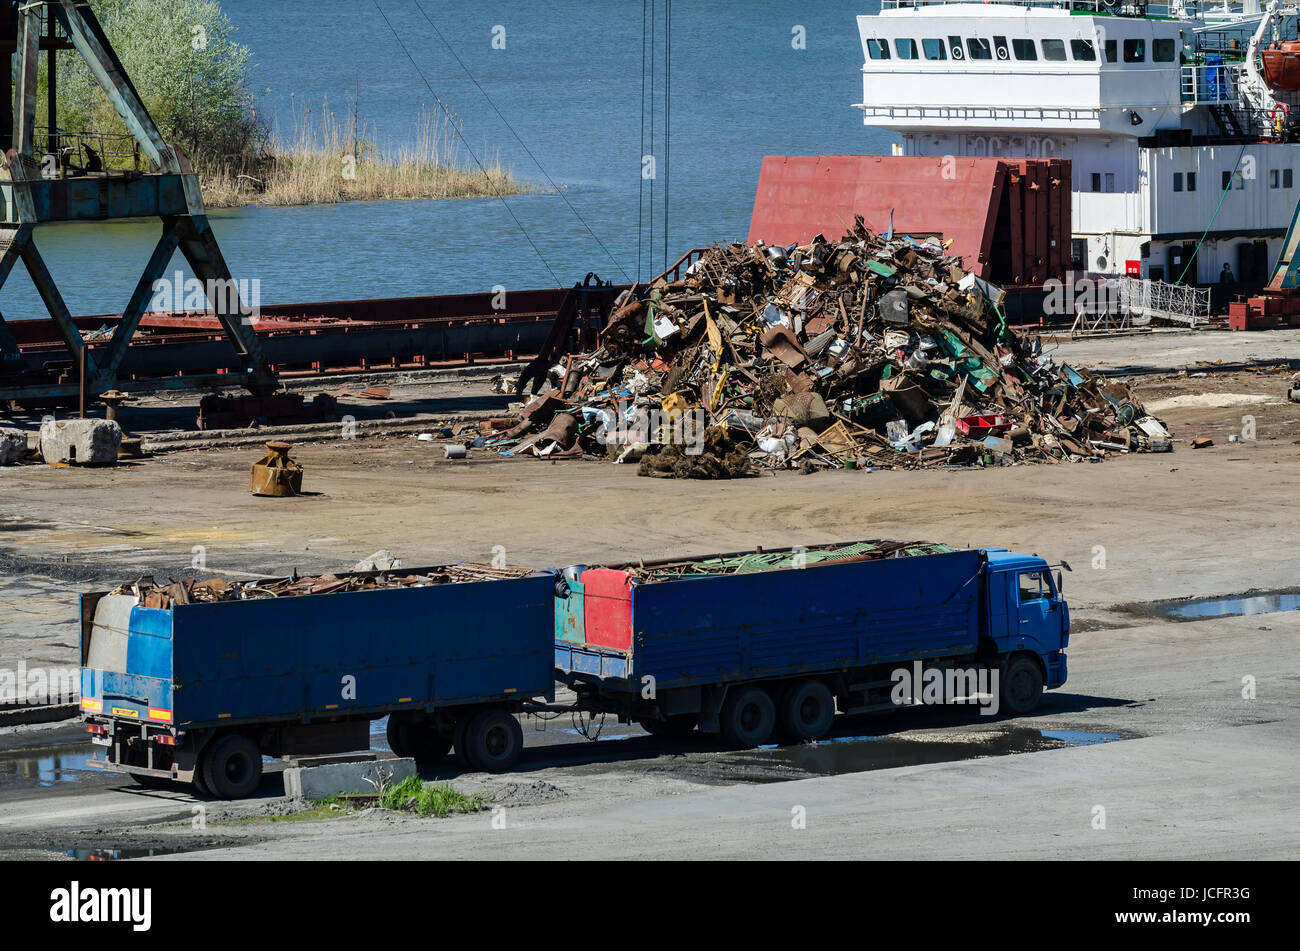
[199,99,530,208]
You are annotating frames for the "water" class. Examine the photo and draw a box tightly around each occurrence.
[0,745,96,788]
[1161,591,1300,620]
[0,1,891,320]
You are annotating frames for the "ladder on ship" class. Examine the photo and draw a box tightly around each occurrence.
[1209,103,1247,138]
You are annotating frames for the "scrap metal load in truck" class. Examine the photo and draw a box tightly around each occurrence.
[79,539,1070,798]
[554,540,1070,745]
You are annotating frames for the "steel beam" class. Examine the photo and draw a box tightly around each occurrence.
[100,222,181,375]
[13,5,39,157]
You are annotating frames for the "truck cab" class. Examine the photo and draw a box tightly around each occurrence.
[984,550,1070,695]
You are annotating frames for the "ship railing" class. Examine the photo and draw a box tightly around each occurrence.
[1180,62,1244,103]
[879,0,1176,16]
[1116,276,1211,327]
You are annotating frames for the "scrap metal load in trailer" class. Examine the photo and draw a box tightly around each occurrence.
[80,539,1071,798]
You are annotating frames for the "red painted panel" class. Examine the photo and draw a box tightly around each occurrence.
[580,568,634,651]
[748,155,1009,278]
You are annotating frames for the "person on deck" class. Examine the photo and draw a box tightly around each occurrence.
[1220,263,1235,284]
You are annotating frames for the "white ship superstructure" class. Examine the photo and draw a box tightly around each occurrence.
[856,0,1300,284]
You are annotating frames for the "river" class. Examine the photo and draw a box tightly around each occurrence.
[1,0,894,320]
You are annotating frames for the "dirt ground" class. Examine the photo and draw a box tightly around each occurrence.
[1,328,1298,859]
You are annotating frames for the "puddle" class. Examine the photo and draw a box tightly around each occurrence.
[1160,591,1300,621]
[709,727,1131,783]
[56,843,225,861]
[0,745,96,788]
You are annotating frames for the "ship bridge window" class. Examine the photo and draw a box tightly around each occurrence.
[1042,39,1067,62]
[1012,38,1038,61]
[1173,172,1183,192]
[1187,172,1197,191]
[966,37,993,60]
[866,38,890,60]
[1104,40,1117,63]
[922,38,947,60]
[1222,170,1245,190]
[1269,168,1293,188]
[895,38,918,59]
[993,35,1010,61]
[1154,38,1176,62]
[1124,39,1145,62]
[1071,39,1096,61]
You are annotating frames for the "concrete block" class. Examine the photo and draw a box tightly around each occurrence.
[282,755,416,801]
[39,418,122,465]
[0,428,28,466]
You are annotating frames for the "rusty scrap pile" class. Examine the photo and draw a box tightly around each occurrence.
[112,563,533,609]
[476,219,1171,475]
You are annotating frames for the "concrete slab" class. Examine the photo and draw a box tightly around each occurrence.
[0,428,27,465]
[38,419,121,466]
[281,755,416,801]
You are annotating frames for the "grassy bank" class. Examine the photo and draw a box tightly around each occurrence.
[198,104,531,208]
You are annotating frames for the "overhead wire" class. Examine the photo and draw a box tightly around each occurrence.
[411,0,631,282]
[369,0,561,285]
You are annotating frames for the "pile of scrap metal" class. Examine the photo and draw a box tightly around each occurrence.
[110,563,533,609]
[474,218,1171,475]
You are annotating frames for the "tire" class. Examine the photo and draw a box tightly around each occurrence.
[452,716,473,766]
[201,733,264,800]
[720,685,777,748]
[387,716,453,765]
[778,679,836,742]
[1000,655,1045,716]
[462,710,523,773]
[189,756,212,798]
[638,713,698,739]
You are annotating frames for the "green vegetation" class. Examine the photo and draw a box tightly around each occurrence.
[43,0,529,207]
[378,776,486,818]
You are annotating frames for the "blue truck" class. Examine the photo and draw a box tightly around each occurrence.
[79,540,1070,798]
[79,564,555,798]
[553,541,1070,745]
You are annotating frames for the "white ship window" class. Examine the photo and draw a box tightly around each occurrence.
[1103,40,1117,63]
[966,37,993,60]
[1071,40,1096,61]
[1012,38,1037,60]
[993,35,1010,61]
[922,38,947,60]
[1123,39,1145,63]
[1269,169,1293,188]
[895,38,918,59]
[1222,170,1245,190]
[1173,172,1183,192]
[866,38,890,60]
[1042,39,1067,62]
[1187,172,1197,191]
[1153,38,1176,62]
[948,35,965,60]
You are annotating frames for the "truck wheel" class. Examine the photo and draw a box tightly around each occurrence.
[453,716,473,766]
[201,734,263,800]
[779,679,836,742]
[1000,655,1045,716]
[720,686,776,748]
[638,714,698,739]
[463,710,523,773]
[387,716,453,765]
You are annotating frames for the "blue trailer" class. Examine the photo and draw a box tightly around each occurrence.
[79,564,556,798]
[553,541,1070,745]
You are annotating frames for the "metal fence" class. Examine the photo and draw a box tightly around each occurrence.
[1116,276,1212,326]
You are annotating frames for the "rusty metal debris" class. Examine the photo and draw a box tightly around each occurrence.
[249,441,304,497]
[478,220,1172,474]
[111,563,535,609]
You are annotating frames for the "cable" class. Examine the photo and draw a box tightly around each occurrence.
[639,0,647,283]
[369,0,561,286]
[1176,142,1248,285]
[410,0,632,282]
[649,0,655,283]
[664,0,670,275]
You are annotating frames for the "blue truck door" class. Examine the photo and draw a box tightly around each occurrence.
[1013,569,1057,650]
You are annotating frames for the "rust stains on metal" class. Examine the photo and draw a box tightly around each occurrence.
[249,441,304,497]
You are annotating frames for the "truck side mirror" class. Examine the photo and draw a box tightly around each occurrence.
[1055,570,1063,595]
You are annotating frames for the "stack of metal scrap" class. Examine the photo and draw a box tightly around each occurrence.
[111,563,532,608]
[477,218,1171,475]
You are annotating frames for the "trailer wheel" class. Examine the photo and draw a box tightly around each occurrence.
[387,716,453,765]
[779,679,836,742]
[1000,655,1045,716]
[720,685,776,748]
[638,714,698,739]
[201,734,263,800]
[463,710,523,773]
